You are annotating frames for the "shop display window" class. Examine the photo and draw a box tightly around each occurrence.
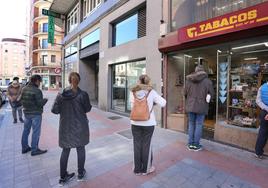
[167,36,268,132]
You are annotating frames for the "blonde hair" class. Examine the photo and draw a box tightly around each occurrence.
[68,72,81,84]
[139,74,151,85]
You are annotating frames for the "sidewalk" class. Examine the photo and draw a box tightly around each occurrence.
[0,91,268,188]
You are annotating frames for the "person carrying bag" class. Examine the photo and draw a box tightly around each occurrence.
[130,74,166,176]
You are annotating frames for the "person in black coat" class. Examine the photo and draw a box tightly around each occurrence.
[52,72,92,186]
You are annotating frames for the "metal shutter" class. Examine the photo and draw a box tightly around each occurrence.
[138,7,146,38]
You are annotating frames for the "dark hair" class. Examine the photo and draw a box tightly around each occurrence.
[68,72,81,84]
[30,75,42,83]
[139,74,151,85]
[13,77,19,81]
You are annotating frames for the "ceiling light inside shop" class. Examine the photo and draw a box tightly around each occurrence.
[184,55,192,58]
[244,57,258,61]
[232,42,268,50]
[241,49,268,54]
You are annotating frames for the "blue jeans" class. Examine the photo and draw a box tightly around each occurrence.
[21,114,42,152]
[188,112,205,146]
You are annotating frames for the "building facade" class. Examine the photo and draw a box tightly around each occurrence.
[29,0,63,90]
[0,38,27,85]
[49,0,163,123]
[159,0,268,153]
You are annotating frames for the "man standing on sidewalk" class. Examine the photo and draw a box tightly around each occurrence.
[7,77,24,124]
[184,65,214,151]
[255,82,268,159]
[20,75,48,156]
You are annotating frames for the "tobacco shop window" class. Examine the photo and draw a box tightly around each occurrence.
[112,6,146,46]
[217,37,268,128]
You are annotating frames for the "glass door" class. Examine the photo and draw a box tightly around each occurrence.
[112,64,126,112]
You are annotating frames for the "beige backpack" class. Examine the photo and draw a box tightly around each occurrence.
[130,90,153,121]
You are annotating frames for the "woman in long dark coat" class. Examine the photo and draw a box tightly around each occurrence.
[52,72,92,186]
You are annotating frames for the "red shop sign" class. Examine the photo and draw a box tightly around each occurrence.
[54,68,61,74]
[178,1,268,43]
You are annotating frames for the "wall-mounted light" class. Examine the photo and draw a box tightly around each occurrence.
[244,57,258,61]
[232,42,268,50]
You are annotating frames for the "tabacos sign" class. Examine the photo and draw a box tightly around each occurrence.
[178,2,268,43]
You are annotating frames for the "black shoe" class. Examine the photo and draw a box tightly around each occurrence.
[13,119,17,124]
[77,169,86,182]
[59,172,75,186]
[19,118,24,123]
[22,147,31,154]
[31,149,47,156]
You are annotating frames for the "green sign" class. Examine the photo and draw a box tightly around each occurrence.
[42,9,61,19]
[48,16,55,45]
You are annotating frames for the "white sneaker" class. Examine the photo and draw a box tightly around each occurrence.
[142,166,155,175]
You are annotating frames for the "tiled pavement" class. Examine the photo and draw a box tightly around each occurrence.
[0,91,268,188]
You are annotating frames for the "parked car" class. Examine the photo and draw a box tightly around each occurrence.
[0,88,7,106]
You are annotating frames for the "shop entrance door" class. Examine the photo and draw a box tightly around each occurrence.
[183,50,218,139]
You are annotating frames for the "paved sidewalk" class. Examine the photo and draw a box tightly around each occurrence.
[0,91,268,188]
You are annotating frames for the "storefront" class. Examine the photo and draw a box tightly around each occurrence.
[159,1,268,152]
[111,60,146,113]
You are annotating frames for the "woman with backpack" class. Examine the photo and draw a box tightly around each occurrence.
[130,74,166,175]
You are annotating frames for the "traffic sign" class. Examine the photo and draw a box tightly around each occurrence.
[42,9,61,19]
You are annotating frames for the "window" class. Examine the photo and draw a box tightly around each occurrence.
[64,42,78,57]
[81,28,100,49]
[51,55,56,63]
[67,5,79,33]
[42,39,48,49]
[42,55,48,65]
[113,7,146,46]
[43,23,48,32]
[83,0,102,19]
[171,0,268,31]
[111,60,146,112]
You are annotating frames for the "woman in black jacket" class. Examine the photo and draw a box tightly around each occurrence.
[52,72,92,186]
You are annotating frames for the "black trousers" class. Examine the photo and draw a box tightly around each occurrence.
[255,110,268,155]
[131,125,154,173]
[60,146,85,178]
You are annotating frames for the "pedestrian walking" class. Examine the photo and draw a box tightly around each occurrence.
[255,83,268,159]
[184,65,214,151]
[51,72,92,186]
[7,77,24,123]
[130,75,166,176]
[20,75,48,156]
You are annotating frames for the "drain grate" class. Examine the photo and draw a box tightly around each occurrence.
[107,116,122,120]
[117,129,133,139]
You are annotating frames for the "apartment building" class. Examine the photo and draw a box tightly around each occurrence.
[0,38,27,85]
[49,0,163,124]
[29,0,64,90]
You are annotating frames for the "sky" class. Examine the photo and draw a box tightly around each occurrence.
[0,0,28,41]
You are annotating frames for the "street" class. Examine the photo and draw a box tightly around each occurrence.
[0,91,268,188]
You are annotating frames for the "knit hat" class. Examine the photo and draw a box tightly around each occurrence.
[195,65,204,72]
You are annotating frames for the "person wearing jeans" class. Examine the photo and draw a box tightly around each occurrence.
[188,113,205,147]
[184,65,214,151]
[130,75,166,175]
[20,75,48,156]
[21,114,42,152]
[255,83,268,159]
[51,72,92,186]
[7,77,24,124]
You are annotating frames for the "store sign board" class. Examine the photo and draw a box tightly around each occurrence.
[178,2,268,43]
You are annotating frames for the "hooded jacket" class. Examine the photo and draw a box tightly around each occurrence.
[184,71,214,115]
[130,84,166,126]
[51,87,92,148]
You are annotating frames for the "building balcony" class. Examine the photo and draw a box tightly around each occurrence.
[33,14,47,22]
[33,0,50,8]
[32,45,61,53]
[33,28,63,37]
